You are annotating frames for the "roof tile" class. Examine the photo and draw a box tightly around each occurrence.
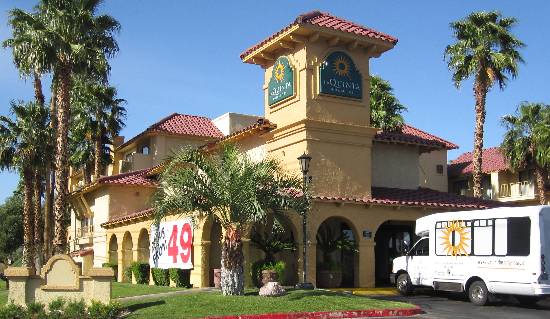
[97,168,158,187]
[448,147,508,177]
[374,124,458,150]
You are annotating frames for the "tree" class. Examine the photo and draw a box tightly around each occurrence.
[0,101,50,267]
[369,75,406,131]
[0,191,24,263]
[13,0,121,253]
[71,78,126,181]
[445,11,524,198]
[154,145,300,295]
[501,102,550,204]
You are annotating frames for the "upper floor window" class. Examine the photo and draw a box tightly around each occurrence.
[436,164,444,175]
[141,146,150,155]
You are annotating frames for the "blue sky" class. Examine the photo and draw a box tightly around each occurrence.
[1,1,549,203]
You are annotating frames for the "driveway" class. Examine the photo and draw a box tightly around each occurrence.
[376,290,550,319]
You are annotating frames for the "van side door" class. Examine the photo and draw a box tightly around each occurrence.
[407,237,431,286]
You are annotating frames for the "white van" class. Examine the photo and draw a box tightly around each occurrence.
[390,206,550,306]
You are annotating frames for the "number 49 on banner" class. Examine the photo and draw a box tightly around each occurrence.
[150,219,194,269]
[168,223,193,263]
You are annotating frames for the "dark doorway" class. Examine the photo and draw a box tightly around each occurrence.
[374,221,415,286]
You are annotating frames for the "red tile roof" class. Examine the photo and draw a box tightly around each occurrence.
[202,118,276,151]
[118,113,223,150]
[97,168,158,187]
[240,11,398,60]
[448,147,508,177]
[315,187,505,209]
[374,124,458,150]
[101,208,154,228]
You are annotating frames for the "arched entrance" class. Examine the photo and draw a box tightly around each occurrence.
[108,234,118,265]
[137,229,150,263]
[315,217,358,288]
[208,218,222,287]
[374,220,415,286]
[122,232,133,282]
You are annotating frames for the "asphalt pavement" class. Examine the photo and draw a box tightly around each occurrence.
[375,289,550,319]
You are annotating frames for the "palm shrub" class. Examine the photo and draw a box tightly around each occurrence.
[153,144,301,295]
[501,102,550,204]
[370,75,406,131]
[316,226,358,271]
[445,11,524,198]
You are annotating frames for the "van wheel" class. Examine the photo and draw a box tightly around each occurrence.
[468,280,489,306]
[396,273,412,295]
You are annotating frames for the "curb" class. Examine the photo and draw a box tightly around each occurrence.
[204,307,423,319]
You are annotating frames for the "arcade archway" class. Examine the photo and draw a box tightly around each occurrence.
[374,220,415,286]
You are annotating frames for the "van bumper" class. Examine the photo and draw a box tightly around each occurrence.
[389,273,396,285]
[534,284,550,295]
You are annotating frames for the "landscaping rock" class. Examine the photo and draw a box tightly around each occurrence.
[259,281,286,297]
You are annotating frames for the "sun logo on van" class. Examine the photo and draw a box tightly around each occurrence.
[440,220,470,256]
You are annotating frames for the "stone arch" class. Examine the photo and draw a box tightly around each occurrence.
[121,231,133,282]
[108,234,118,265]
[137,228,150,263]
[315,216,359,288]
[374,220,416,286]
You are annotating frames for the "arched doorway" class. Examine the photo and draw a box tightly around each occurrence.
[137,229,150,263]
[122,232,133,282]
[316,217,358,288]
[374,220,415,286]
[208,219,222,287]
[108,234,118,265]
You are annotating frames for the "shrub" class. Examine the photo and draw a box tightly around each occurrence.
[88,301,122,319]
[168,268,191,288]
[0,304,24,319]
[151,268,170,286]
[130,262,150,285]
[64,300,86,318]
[251,260,286,287]
[102,263,118,281]
[26,302,47,319]
[0,300,123,319]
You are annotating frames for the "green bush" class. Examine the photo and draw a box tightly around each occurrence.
[251,260,286,287]
[0,299,122,319]
[101,263,118,281]
[168,268,191,288]
[130,262,150,284]
[151,268,170,286]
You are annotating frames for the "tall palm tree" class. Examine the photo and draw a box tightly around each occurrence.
[370,75,406,131]
[71,78,126,180]
[154,145,300,295]
[501,102,550,204]
[445,11,524,198]
[0,101,50,267]
[15,0,120,253]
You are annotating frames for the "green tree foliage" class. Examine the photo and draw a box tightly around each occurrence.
[369,75,406,131]
[0,191,24,262]
[501,102,550,204]
[154,144,301,295]
[445,11,524,198]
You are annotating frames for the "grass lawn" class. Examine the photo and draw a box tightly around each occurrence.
[0,280,7,305]
[112,282,187,299]
[121,289,414,319]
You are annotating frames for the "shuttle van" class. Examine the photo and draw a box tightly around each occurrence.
[390,206,550,305]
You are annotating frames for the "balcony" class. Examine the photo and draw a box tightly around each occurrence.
[76,225,94,245]
[459,188,494,200]
[120,152,153,173]
[498,181,535,201]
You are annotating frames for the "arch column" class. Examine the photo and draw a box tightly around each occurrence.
[190,240,211,288]
[131,234,140,284]
[116,234,124,283]
[357,240,376,287]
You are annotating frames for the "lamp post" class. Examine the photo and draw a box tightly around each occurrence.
[295,153,314,290]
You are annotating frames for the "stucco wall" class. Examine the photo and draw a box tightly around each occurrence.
[108,186,155,219]
[419,149,448,192]
[372,143,419,190]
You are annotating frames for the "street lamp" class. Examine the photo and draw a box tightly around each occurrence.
[295,153,314,290]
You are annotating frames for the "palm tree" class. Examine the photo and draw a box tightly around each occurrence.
[14,0,121,253]
[154,145,300,295]
[501,102,550,204]
[370,75,406,131]
[0,101,50,267]
[71,78,126,180]
[445,11,524,198]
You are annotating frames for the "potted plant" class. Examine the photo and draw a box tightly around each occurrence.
[316,226,358,288]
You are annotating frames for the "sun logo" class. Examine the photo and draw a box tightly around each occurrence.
[274,62,285,82]
[440,220,470,256]
[333,56,351,77]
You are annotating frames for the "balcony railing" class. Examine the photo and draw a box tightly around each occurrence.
[76,225,94,238]
[498,181,534,198]
[459,188,494,200]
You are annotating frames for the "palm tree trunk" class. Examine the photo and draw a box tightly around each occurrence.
[34,170,44,271]
[220,225,244,295]
[94,134,103,180]
[472,80,487,198]
[44,169,53,259]
[33,72,45,106]
[535,165,548,205]
[22,167,35,268]
[53,62,72,254]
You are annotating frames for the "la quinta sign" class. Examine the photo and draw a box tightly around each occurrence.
[319,51,362,99]
[268,56,295,105]
[150,218,193,269]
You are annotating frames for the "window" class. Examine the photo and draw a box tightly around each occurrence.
[507,217,530,256]
[436,164,444,175]
[473,219,493,256]
[141,146,150,155]
[435,220,471,256]
[411,238,429,256]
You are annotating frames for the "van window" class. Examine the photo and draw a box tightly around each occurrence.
[474,219,493,255]
[435,220,471,256]
[412,238,429,256]
[507,217,530,256]
[494,219,507,255]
